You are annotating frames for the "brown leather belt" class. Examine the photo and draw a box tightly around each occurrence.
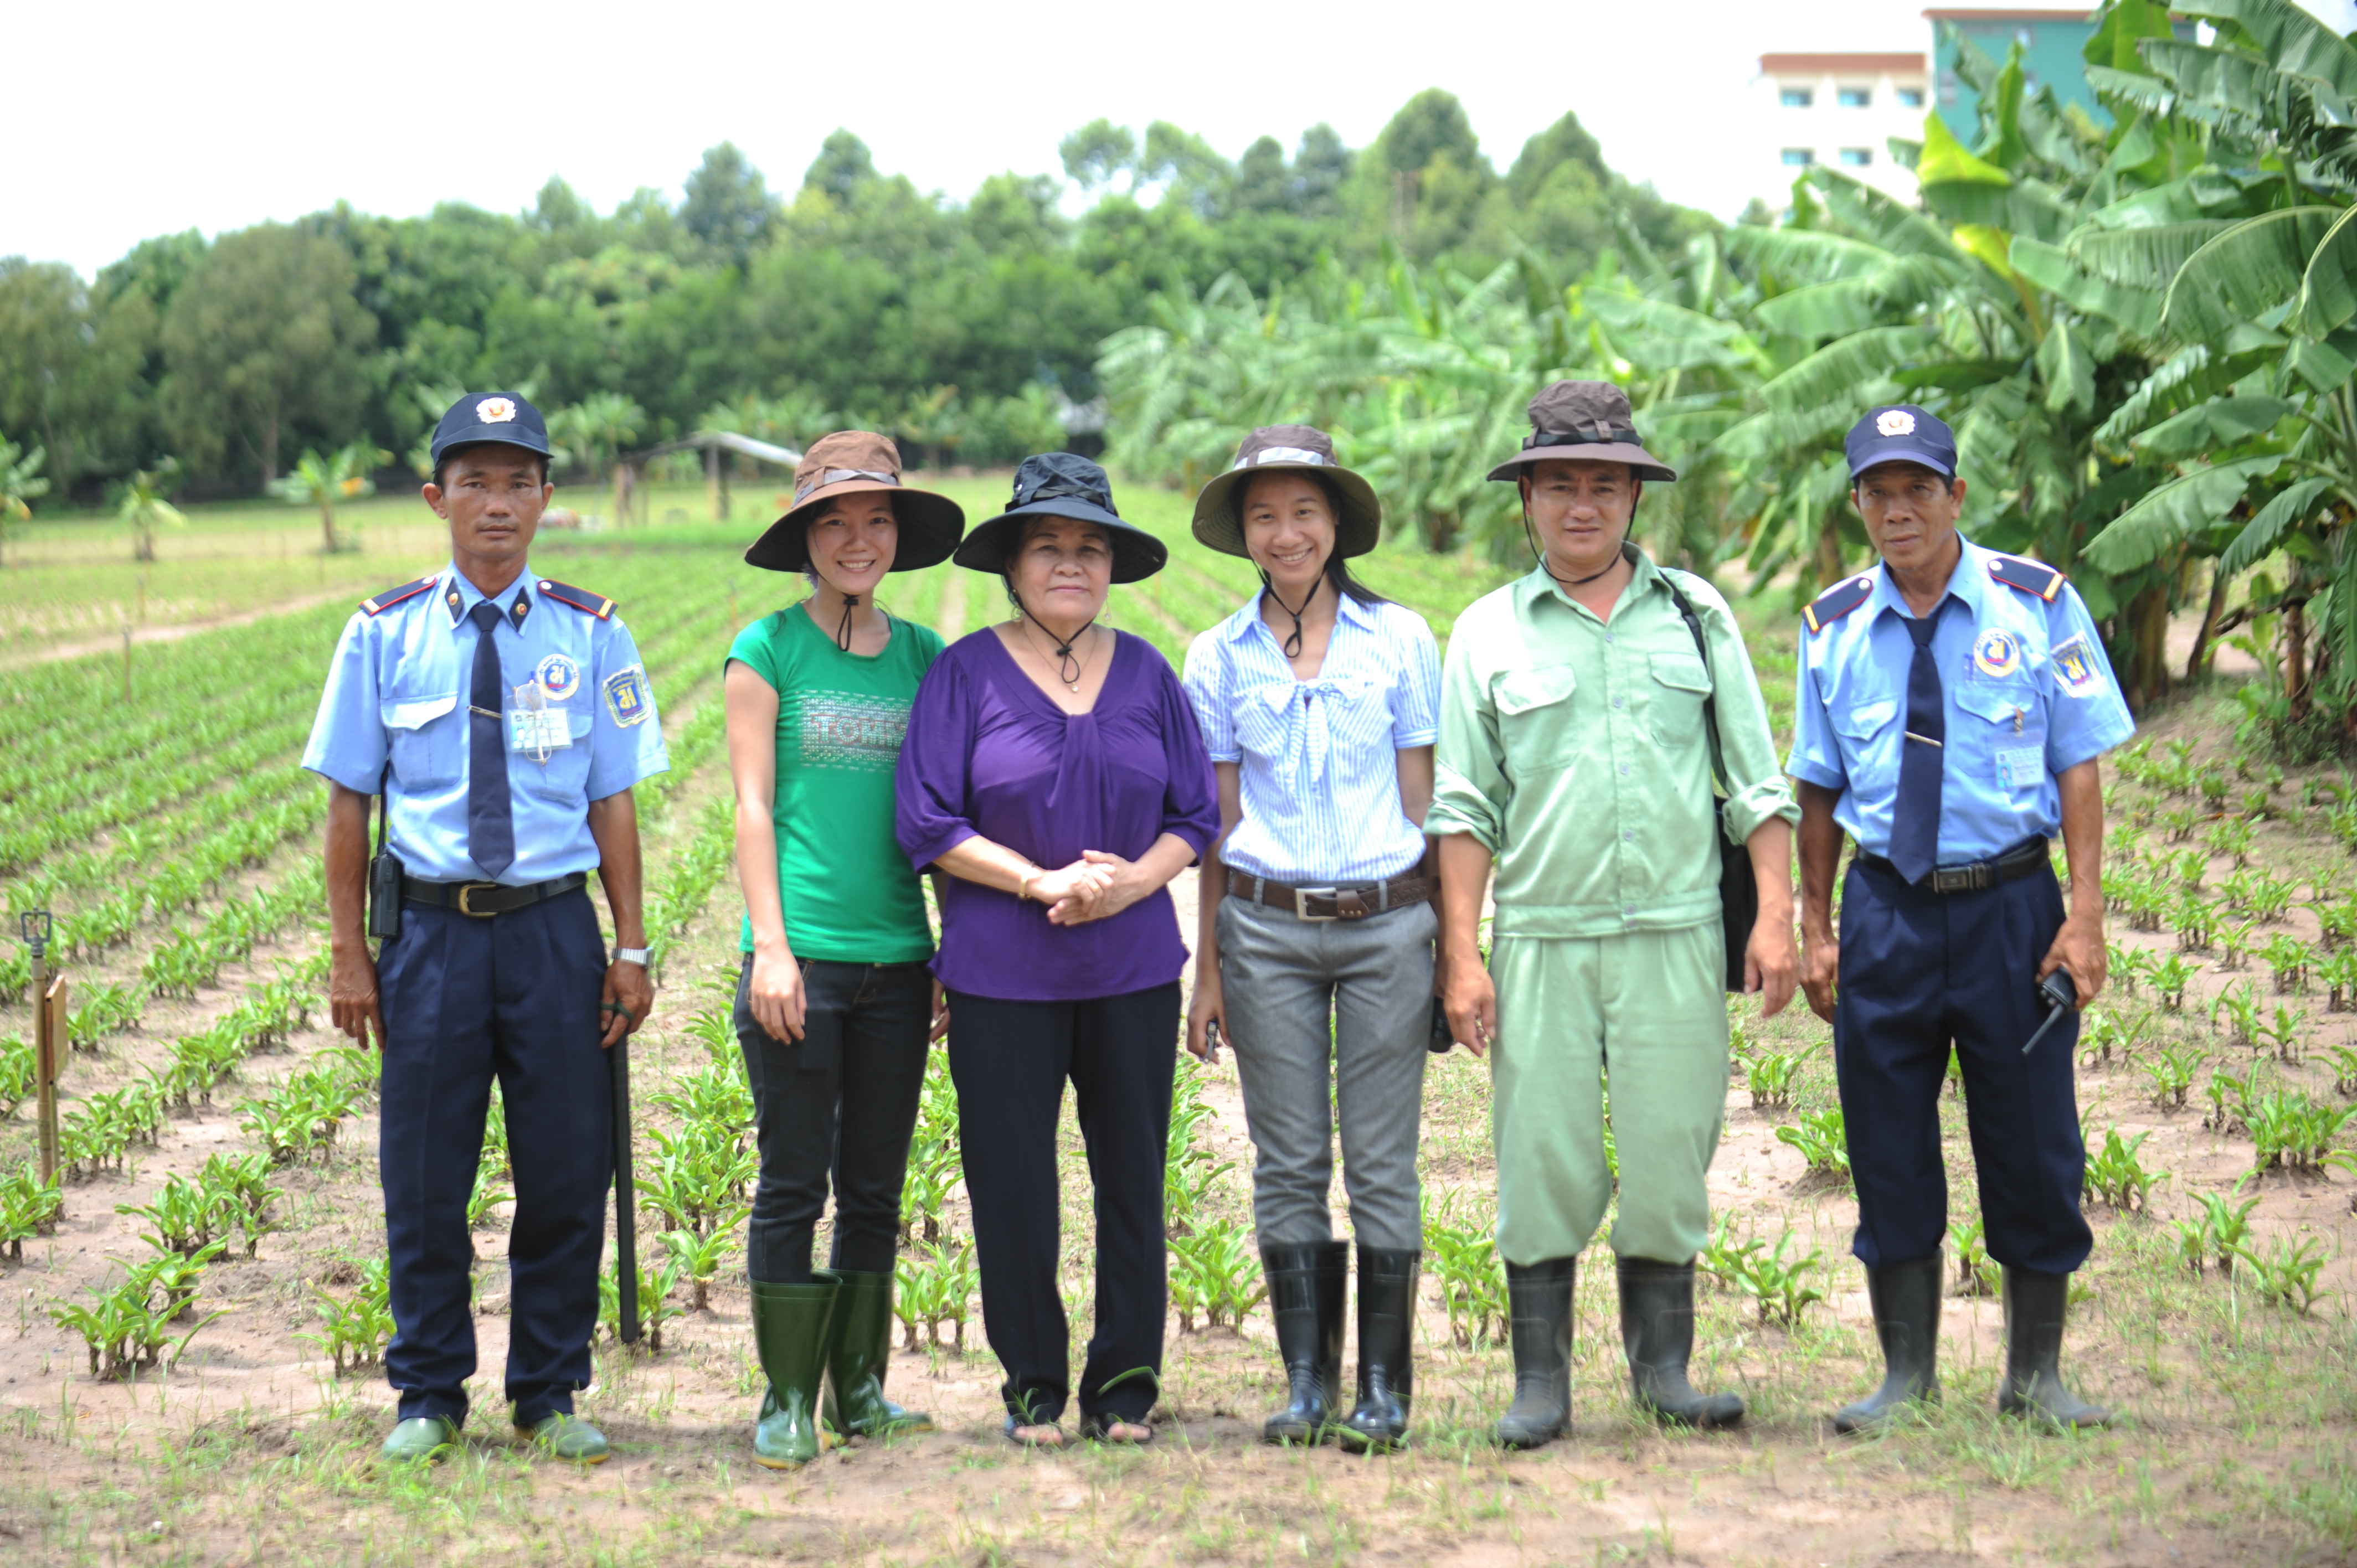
[1226,866,1433,921]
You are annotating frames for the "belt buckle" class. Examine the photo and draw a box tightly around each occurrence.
[455,882,500,917]
[1293,886,1339,921]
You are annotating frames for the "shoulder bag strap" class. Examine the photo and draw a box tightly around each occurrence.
[1656,571,1729,798]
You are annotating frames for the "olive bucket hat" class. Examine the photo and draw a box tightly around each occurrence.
[1189,424,1382,559]
[743,430,966,573]
[1486,380,1677,484]
[953,452,1169,584]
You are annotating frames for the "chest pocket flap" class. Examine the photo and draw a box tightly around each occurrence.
[1494,664,1577,716]
[1833,697,1897,740]
[382,692,459,730]
[1955,682,2034,724]
[1650,652,1712,695]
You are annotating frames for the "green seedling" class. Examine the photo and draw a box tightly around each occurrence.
[2107,943,2154,999]
[2083,1124,2164,1212]
[1424,1191,1509,1347]
[1728,1229,1824,1328]
[2195,1183,2261,1275]
[2213,981,2263,1048]
[896,1237,979,1351]
[299,1257,393,1376]
[2262,934,2313,994]
[2247,1089,2353,1172]
[657,1220,743,1312]
[0,1167,64,1260]
[1168,1216,1267,1334]
[2152,953,2199,1012]
[1948,1215,1996,1297]
[1776,1106,1850,1187]
[2228,1235,2330,1315]
[2172,894,2215,952]
[2262,1005,2307,1063]
[2140,1041,2204,1111]
[598,1247,681,1353]
[1738,1038,1816,1110]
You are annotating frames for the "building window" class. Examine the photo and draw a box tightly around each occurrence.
[1780,87,1814,107]
[1939,70,1959,106]
[1839,148,1873,167]
[1782,148,1816,167]
[1896,86,1925,108]
[2015,24,2034,45]
[1838,87,1871,108]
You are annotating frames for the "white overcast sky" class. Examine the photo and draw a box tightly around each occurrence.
[6,0,2356,278]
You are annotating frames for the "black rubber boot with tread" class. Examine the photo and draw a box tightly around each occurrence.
[1494,1256,1577,1450]
[1260,1241,1347,1445]
[1336,1246,1419,1453]
[1833,1255,1944,1434]
[817,1268,934,1439]
[1997,1266,2112,1429]
[1618,1256,1743,1430]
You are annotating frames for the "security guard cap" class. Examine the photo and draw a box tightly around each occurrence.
[430,392,552,471]
[1845,405,1957,479]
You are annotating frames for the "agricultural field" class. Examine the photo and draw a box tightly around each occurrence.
[0,476,2352,1565]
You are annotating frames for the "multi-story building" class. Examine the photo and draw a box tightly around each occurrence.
[1754,52,1931,212]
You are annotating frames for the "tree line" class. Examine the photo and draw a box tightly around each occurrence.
[0,89,1697,502]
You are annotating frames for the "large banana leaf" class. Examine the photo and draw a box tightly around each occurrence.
[2069,220,2241,289]
[2128,395,2301,457]
[2174,0,2357,100]
[2219,476,2332,575]
[1923,177,2076,244]
[2294,206,2357,337]
[2037,319,2098,415]
[1751,279,1887,342]
[2082,455,2282,570]
[1756,326,1934,411]
[2093,342,2279,447]
[2009,236,2163,335]
[2159,207,2340,342]
[2134,38,2304,136]
[1720,225,1890,286]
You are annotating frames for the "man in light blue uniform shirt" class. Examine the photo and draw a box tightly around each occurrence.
[1790,405,2132,1437]
[304,392,669,1465]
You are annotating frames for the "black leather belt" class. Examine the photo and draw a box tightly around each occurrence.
[1226,866,1433,920]
[1860,837,2050,895]
[403,871,588,917]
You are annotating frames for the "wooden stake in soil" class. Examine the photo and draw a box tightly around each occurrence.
[20,911,58,1182]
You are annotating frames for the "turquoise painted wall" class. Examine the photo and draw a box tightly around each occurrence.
[1933,16,2197,143]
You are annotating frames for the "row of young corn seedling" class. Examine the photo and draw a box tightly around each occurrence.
[645,798,736,974]
[47,1242,228,1380]
[1700,1214,1826,1327]
[302,1255,395,1376]
[238,1045,375,1165]
[114,1151,285,1259]
[1423,1190,1507,1347]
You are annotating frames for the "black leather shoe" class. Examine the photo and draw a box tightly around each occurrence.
[1336,1246,1418,1453]
[1834,1255,1943,1434]
[1997,1267,2112,1428]
[1494,1256,1576,1449]
[1618,1256,1743,1429]
[1260,1241,1347,1444]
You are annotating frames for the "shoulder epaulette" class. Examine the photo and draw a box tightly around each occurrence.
[1986,553,2065,602]
[534,578,616,620]
[1802,572,1877,635]
[359,576,438,616]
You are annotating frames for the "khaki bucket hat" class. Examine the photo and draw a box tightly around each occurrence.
[1486,381,1677,484]
[743,430,966,573]
[1191,425,1382,559]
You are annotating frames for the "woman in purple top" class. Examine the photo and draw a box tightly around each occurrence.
[897,453,1219,1448]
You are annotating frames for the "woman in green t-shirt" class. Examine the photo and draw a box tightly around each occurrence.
[724,430,964,1470]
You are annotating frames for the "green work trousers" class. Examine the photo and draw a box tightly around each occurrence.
[1489,922,1728,1267]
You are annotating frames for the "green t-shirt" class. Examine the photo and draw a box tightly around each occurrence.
[729,605,944,962]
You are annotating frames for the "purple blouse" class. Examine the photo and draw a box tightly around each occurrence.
[896,628,1221,1002]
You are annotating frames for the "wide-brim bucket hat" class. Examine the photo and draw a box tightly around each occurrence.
[1486,380,1677,484]
[1190,424,1381,559]
[953,452,1167,584]
[743,430,966,573]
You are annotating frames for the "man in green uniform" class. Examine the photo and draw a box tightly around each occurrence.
[1431,381,1798,1447]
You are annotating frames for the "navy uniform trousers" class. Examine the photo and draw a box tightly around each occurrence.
[377,888,612,1428]
[1833,853,2094,1276]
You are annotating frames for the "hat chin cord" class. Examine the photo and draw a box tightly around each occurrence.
[1255,567,1324,659]
[1007,581,1096,687]
[1521,486,1640,591]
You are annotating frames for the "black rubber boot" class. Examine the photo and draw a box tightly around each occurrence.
[1494,1256,1576,1449]
[1997,1266,2112,1428]
[1336,1246,1418,1453]
[1833,1255,1943,1434]
[1260,1241,1347,1444]
[1618,1256,1743,1430]
[817,1268,934,1439]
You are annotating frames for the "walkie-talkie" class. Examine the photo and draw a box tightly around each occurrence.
[367,767,403,940]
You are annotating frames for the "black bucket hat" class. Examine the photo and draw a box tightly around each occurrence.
[953,453,1167,584]
[743,430,966,573]
[1190,425,1382,559]
[1486,380,1677,484]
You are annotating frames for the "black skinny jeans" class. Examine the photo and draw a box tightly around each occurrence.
[735,955,932,1283]
[946,982,1179,1426]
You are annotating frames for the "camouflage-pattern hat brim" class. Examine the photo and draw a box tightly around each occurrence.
[1191,425,1382,559]
[743,430,966,573]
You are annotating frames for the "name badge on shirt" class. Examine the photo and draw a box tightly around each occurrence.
[510,680,572,764]
[1995,745,2042,792]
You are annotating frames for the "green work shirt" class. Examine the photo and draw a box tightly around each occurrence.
[1425,551,1797,939]
[729,605,945,963]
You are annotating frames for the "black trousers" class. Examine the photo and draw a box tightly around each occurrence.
[377,889,610,1428]
[1834,855,2094,1276]
[735,955,933,1283]
[945,983,1178,1425]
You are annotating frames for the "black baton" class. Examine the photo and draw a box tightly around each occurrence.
[610,1033,639,1345]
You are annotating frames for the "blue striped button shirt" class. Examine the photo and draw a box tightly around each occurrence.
[1181,590,1441,885]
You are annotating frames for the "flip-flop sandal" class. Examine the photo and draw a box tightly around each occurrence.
[1002,1415,1067,1448]
[1078,1416,1155,1445]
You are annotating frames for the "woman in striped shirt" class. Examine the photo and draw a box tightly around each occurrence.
[1180,425,1442,1453]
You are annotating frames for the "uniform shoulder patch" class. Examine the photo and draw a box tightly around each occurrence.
[1986,553,2065,603]
[1803,572,1877,636]
[358,576,438,616]
[535,578,616,619]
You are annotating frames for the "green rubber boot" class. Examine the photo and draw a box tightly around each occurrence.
[380,1415,457,1464]
[819,1268,935,1439]
[750,1278,840,1469]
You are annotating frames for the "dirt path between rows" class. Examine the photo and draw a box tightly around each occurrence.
[0,591,352,672]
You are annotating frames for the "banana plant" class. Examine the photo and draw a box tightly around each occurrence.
[268,441,388,554]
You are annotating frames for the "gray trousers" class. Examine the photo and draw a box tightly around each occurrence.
[1214,894,1435,1252]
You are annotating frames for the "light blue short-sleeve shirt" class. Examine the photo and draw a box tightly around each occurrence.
[1181,590,1440,885]
[302,562,671,884]
[1787,538,2133,864]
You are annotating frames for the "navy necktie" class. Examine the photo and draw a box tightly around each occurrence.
[467,600,515,879]
[1889,605,1946,884]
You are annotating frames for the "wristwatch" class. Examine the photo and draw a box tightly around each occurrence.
[614,946,651,966]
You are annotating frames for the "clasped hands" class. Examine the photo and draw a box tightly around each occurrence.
[1031,849,1151,926]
